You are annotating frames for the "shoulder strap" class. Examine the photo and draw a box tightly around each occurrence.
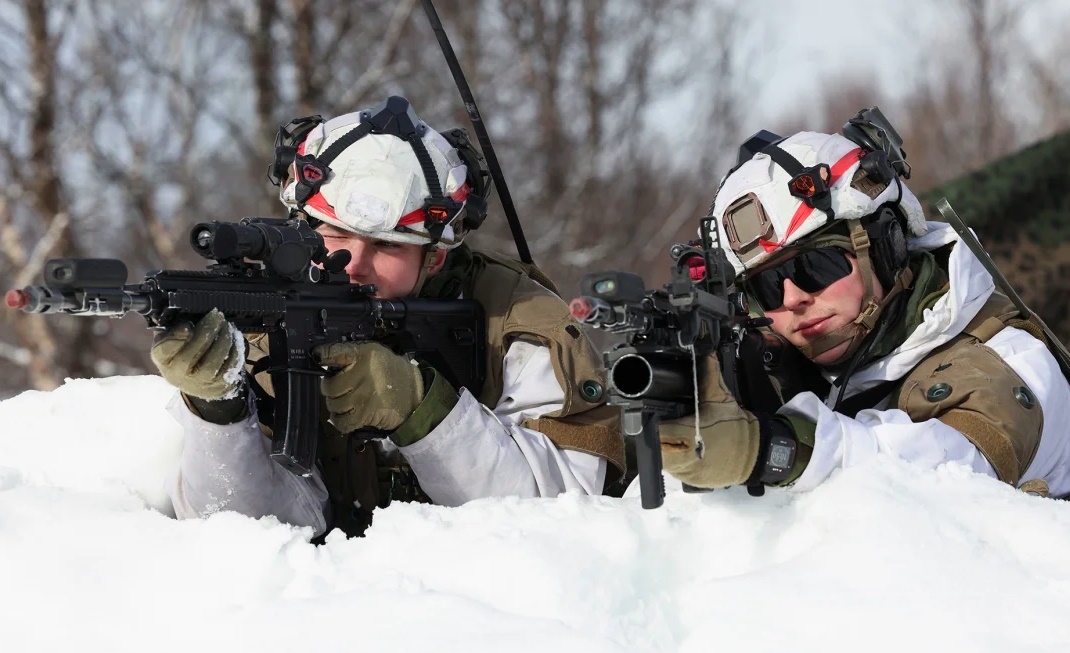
[959,290,1067,371]
[962,291,1019,343]
[467,249,626,481]
[839,291,1024,418]
[471,248,560,296]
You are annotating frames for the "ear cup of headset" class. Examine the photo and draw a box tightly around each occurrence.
[840,123,880,155]
[440,127,489,231]
[857,149,895,185]
[865,207,908,290]
[271,145,298,185]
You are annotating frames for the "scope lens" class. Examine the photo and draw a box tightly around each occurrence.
[194,229,212,249]
[593,279,616,295]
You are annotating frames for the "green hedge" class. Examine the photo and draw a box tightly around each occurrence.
[920,130,1070,241]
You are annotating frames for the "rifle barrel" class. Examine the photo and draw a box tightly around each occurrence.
[7,285,154,316]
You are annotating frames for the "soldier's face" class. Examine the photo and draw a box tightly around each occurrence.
[764,253,884,366]
[316,225,445,298]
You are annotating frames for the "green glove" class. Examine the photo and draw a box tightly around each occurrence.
[150,309,246,401]
[659,355,763,489]
[313,341,427,436]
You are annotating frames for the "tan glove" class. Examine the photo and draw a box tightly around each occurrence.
[659,355,762,489]
[150,309,246,401]
[312,341,425,434]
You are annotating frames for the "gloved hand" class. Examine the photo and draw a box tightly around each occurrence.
[313,341,425,435]
[659,355,763,489]
[150,309,246,401]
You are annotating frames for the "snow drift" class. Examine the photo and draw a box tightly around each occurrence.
[2,376,1069,653]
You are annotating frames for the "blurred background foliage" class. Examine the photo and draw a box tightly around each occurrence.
[1,0,1068,396]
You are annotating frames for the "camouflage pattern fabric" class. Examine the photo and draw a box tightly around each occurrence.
[920,129,1070,344]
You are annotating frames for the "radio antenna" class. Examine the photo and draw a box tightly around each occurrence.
[420,0,533,264]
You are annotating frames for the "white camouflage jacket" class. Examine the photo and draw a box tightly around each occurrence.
[166,338,607,537]
[783,221,1070,496]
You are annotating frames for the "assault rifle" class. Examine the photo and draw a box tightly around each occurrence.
[6,217,486,477]
[568,218,782,509]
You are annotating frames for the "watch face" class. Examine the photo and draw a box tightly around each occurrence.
[769,443,793,469]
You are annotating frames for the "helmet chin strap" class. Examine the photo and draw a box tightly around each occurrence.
[797,220,914,366]
[409,247,440,297]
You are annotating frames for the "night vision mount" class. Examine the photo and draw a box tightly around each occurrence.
[841,106,911,180]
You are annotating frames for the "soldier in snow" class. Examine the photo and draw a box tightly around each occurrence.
[658,113,1070,497]
[150,97,623,538]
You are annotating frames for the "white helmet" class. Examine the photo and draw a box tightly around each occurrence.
[709,114,928,365]
[277,96,478,249]
[711,130,927,278]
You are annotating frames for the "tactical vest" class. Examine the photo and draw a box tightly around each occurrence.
[889,290,1062,490]
[245,249,624,537]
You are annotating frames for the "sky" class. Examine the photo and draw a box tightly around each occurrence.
[728,0,1067,134]
[3,375,1070,652]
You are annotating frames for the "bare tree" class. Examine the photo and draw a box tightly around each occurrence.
[773,0,1070,345]
[0,0,751,395]
[457,0,749,293]
[889,0,1025,191]
[0,0,90,390]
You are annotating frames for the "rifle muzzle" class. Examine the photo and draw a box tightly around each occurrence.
[610,352,692,401]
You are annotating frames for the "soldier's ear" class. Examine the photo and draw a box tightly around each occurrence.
[427,249,448,275]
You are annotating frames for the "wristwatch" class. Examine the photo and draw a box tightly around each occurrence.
[759,431,797,485]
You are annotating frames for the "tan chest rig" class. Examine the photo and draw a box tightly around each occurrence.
[245,249,624,538]
[889,291,1059,489]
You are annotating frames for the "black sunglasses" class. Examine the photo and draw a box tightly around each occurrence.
[744,247,854,311]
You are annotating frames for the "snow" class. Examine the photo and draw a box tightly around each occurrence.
[2,376,1070,652]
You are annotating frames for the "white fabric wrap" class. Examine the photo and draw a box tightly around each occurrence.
[780,222,1070,496]
[278,110,469,248]
[167,339,606,537]
[709,131,928,276]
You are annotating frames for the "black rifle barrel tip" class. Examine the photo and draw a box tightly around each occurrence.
[5,289,28,310]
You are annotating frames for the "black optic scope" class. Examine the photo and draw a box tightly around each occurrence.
[189,218,329,281]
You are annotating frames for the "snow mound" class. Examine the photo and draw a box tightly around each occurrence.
[2,377,1069,652]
